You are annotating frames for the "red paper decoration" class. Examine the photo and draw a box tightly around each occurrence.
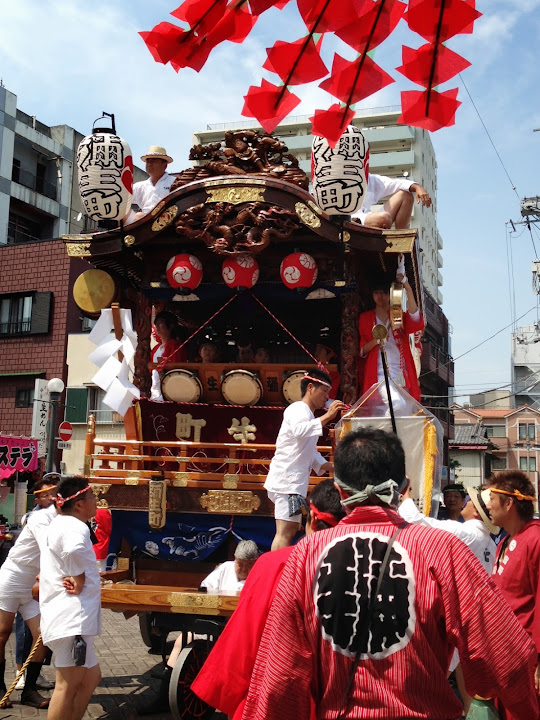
[222,254,259,289]
[166,254,203,290]
[140,0,482,143]
[280,252,318,289]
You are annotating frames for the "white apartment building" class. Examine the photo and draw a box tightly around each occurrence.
[193,107,443,303]
[512,323,540,409]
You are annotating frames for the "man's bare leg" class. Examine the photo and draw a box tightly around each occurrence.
[48,664,101,720]
[363,210,393,229]
[383,190,414,229]
[24,614,47,662]
[271,519,300,551]
[0,609,15,662]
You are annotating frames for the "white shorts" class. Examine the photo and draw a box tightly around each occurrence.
[47,635,98,669]
[0,571,39,620]
[268,491,301,523]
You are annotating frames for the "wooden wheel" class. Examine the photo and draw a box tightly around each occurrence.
[169,639,214,720]
[138,612,162,652]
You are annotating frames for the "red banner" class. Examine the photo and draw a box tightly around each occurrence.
[0,436,39,480]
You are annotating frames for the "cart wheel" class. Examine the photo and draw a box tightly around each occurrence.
[169,639,214,720]
[139,613,162,652]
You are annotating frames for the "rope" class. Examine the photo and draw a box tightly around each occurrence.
[157,294,238,370]
[0,632,43,708]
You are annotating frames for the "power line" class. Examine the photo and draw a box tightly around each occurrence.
[459,73,521,202]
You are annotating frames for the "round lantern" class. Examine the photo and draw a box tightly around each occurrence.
[311,125,369,216]
[77,112,133,221]
[280,252,318,290]
[166,254,203,290]
[222,254,259,290]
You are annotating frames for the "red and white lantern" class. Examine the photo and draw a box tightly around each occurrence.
[166,254,203,290]
[280,252,318,289]
[222,254,259,289]
[311,125,369,216]
[77,130,133,221]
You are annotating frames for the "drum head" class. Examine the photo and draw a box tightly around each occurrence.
[161,370,202,403]
[222,370,262,406]
[282,370,307,404]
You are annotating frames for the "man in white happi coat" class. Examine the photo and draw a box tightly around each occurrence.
[354,174,432,229]
[126,146,174,223]
[264,368,344,551]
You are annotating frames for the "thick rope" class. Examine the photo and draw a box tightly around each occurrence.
[0,632,43,708]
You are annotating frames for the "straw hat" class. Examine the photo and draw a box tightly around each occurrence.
[466,486,499,535]
[141,146,173,163]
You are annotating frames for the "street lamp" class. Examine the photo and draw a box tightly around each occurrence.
[46,378,65,473]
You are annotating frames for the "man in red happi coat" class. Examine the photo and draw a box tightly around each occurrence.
[242,428,538,720]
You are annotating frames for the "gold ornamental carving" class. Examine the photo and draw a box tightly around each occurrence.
[90,484,111,509]
[200,490,260,514]
[342,231,351,243]
[149,480,167,529]
[307,200,323,215]
[152,205,179,232]
[205,187,265,205]
[151,200,166,217]
[124,234,135,246]
[172,472,189,487]
[295,202,321,229]
[223,474,239,489]
[125,473,141,485]
[168,592,222,614]
[66,242,91,257]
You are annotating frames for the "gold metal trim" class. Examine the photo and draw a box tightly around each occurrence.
[90,484,111,497]
[342,231,351,243]
[152,205,179,232]
[125,473,141,485]
[124,235,135,246]
[295,202,321,229]
[203,178,266,188]
[83,455,91,476]
[66,242,91,257]
[205,187,265,204]
[149,480,167,529]
[168,592,222,614]
[223,474,239,489]
[172,472,189,487]
[200,490,260,514]
[151,200,166,217]
[383,230,417,254]
[307,200,323,215]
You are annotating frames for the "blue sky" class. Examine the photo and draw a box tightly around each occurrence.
[1,0,539,401]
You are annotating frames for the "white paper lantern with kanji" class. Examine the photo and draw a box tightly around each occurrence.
[222,254,259,289]
[166,254,203,290]
[311,125,369,216]
[280,252,318,289]
[77,133,133,220]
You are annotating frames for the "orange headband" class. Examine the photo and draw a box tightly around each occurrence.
[34,484,57,496]
[490,487,536,502]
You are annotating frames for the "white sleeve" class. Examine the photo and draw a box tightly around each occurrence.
[286,404,323,440]
[200,565,223,592]
[311,451,328,475]
[60,524,91,577]
[398,499,480,546]
[369,175,415,204]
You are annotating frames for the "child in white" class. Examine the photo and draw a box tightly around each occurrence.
[40,476,101,720]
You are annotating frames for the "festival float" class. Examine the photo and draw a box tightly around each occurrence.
[61,1,481,716]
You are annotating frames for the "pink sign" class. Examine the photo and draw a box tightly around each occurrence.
[0,436,38,480]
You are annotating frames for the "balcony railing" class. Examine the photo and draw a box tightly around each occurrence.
[12,167,57,201]
[0,319,31,335]
[7,224,41,244]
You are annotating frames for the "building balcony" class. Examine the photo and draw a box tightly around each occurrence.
[421,340,455,386]
[12,167,57,201]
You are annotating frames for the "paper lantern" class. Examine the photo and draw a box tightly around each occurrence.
[280,252,318,289]
[222,254,259,289]
[166,254,203,290]
[77,123,133,221]
[312,125,369,216]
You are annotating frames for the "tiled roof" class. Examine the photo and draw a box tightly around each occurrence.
[453,405,540,419]
[450,423,499,448]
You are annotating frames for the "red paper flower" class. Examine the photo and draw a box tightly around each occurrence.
[397,43,471,87]
[335,0,406,53]
[170,0,228,34]
[407,0,482,43]
[297,0,365,33]
[263,37,328,85]
[241,80,301,133]
[249,0,291,14]
[139,23,187,65]
[309,104,356,148]
[320,53,394,106]
[399,87,461,131]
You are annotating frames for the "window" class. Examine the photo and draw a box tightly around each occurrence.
[11,159,20,183]
[0,292,52,336]
[82,316,98,332]
[519,456,536,472]
[518,423,535,441]
[491,455,507,470]
[65,386,122,424]
[15,387,35,408]
[486,425,506,438]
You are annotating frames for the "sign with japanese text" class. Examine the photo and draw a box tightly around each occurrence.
[0,436,38,480]
[31,379,50,457]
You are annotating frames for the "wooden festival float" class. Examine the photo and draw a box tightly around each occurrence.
[64,129,423,719]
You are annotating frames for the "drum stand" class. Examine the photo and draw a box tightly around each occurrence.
[372,324,397,434]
